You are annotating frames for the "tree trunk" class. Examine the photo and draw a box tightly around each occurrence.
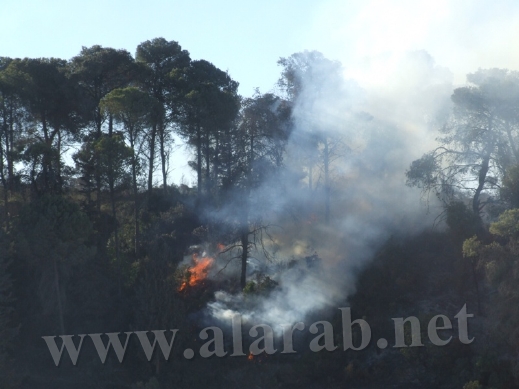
[471,257,482,316]
[240,226,248,290]
[107,137,120,286]
[0,101,8,222]
[110,184,120,258]
[95,111,105,214]
[56,130,62,192]
[108,114,113,137]
[472,154,490,215]
[196,123,202,197]
[148,123,156,196]
[213,131,220,191]
[0,134,8,225]
[240,130,254,290]
[506,124,519,164]
[53,257,65,335]
[159,121,168,195]
[130,135,140,256]
[7,104,15,194]
[132,164,139,256]
[42,115,50,193]
[323,137,330,224]
[204,132,211,196]
[5,106,14,192]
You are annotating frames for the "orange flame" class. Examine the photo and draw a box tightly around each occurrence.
[247,352,254,361]
[179,254,214,291]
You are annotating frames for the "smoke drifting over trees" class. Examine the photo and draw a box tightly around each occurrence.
[1,29,519,387]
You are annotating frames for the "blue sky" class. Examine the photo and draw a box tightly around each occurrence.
[3,0,519,183]
[4,0,519,91]
[3,0,519,95]
[1,0,320,96]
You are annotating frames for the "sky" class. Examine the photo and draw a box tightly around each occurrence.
[2,0,519,183]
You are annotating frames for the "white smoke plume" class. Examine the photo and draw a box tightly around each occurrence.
[201,49,454,330]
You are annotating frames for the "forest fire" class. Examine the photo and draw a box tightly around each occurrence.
[178,254,214,291]
[246,351,269,363]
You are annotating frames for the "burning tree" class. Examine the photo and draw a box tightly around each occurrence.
[178,252,214,292]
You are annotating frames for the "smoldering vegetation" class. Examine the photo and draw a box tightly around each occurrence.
[201,50,452,332]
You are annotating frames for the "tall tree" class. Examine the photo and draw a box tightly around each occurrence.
[74,134,132,267]
[407,69,519,216]
[0,57,24,222]
[69,46,136,138]
[136,38,190,195]
[100,87,159,255]
[172,60,240,203]
[277,51,347,224]
[2,58,83,195]
[224,93,291,288]
[69,46,136,209]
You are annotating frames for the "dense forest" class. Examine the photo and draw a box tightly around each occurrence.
[1,37,519,388]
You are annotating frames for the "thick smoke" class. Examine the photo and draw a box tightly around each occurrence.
[203,50,453,330]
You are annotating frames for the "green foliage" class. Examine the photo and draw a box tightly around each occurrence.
[135,257,187,337]
[19,194,92,245]
[15,194,95,334]
[500,165,519,208]
[243,274,278,296]
[445,201,481,239]
[243,280,256,294]
[94,135,133,189]
[100,87,160,129]
[463,381,482,389]
[489,208,519,238]
[172,58,240,197]
[69,45,135,99]
[408,69,519,214]
[237,93,292,185]
[135,38,191,192]
[131,377,161,389]
[463,235,481,258]
[0,230,16,384]
[277,50,342,101]
[474,352,517,389]
[2,58,82,132]
[136,38,190,98]
[405,152,438,189]
[465,213,519,383]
